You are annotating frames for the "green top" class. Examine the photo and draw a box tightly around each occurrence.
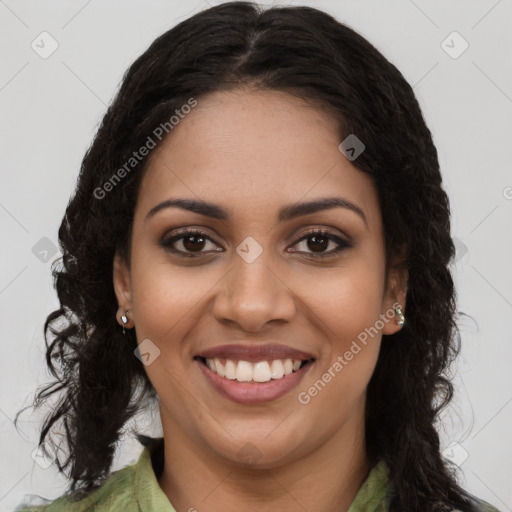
[15,440,500,512]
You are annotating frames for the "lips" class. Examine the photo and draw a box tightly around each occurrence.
[196,356,314,404]
[195,343,316,362]
[193,343,316,404]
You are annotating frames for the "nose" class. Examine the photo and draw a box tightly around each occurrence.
[212,252,297,332]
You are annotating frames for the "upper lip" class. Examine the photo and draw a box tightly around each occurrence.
[195,343,316,362]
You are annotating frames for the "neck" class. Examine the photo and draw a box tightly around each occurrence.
[157,409,372,512]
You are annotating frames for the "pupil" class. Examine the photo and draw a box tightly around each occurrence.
[184,234,206,252]
[308,235,328,252]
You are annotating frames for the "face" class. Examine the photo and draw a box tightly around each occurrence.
[114,88,406,469]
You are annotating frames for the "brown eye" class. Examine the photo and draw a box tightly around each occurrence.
[181,233,207,252]
[160,229,221,257]
[305,234,330,253]
[160,228,353,259]
[290,229,353,258]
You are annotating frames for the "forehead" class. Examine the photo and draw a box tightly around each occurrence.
[136,88,380,230]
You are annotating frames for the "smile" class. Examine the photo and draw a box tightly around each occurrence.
[195,356,315,404]
[198,356,314,383]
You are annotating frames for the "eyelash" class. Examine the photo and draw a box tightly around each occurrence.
[159,228,353,259]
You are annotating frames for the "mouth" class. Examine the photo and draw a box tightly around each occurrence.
[194,355,315,383]
[194,355,315,404]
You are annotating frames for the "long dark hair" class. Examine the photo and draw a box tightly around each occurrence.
[16,2,483,510]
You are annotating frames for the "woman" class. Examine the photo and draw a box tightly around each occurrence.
[15,2,501,511]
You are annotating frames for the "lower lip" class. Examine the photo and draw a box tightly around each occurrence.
[196,358,314,404]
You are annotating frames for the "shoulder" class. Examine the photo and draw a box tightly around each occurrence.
[14,454,142,512]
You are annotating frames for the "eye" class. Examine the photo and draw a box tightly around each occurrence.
[159,229,222,258]
[289,228,353,258]
[160,227,352,259]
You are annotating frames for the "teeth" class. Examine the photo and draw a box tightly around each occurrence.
[213,357,225,377]
[204,358,307,382]
[224,359,237,380]
[283,359,293,375]
[253,361,271,383]
[236,361,253,382]
[270,360,284,379]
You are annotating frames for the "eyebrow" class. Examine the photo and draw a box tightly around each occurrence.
[145,197,368,227]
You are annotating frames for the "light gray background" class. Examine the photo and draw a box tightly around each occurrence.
[1,1,511,511]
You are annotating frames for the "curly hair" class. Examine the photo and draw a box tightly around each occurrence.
[16,2,483,511]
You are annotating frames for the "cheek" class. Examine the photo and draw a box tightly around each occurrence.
[131,260,215,339]
[128,256,217,403]
[297,251,386,406]
[304,251,386,346]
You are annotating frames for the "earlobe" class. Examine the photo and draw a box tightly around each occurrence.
[113,251,133,309]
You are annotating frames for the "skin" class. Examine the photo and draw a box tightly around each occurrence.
[113,88,407,512]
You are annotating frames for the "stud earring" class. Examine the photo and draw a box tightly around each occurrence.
[394,305,405,328]
[120,310,130,335]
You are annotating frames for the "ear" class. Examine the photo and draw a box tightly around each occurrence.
[381,256,408,336]
[113,250,133,311]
